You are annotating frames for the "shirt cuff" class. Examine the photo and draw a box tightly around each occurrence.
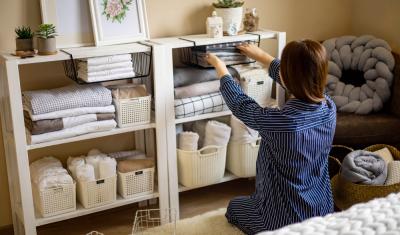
[220,74,233,87]
[268,59,281,76]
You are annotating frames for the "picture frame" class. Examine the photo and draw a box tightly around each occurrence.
[89,0,150,46]
[40,0,94,48]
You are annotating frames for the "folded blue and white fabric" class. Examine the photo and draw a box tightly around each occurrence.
[174,92,228,119]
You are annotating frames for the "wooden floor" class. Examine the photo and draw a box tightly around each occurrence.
[36,179,255,235]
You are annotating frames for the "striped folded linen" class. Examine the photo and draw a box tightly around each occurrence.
[174,92,228,119]
[79,54,132,66]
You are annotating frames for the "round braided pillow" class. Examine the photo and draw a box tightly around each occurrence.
[323,35,395,115]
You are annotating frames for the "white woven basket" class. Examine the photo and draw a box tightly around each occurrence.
[227,138,261,177]
[77,175,117,209]
[240,70,273,107]
[114,96,151,128]
[32,183,76,218]
[177,145,227,188]
[117,167,154,199]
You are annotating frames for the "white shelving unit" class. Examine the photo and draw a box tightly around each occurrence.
[0,43,171,235]
[150,30,287,219]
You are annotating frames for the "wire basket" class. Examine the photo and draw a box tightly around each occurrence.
[63,50,152,84]
[132,209,177,235]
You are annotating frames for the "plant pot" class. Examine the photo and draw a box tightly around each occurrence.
[37,37,57,55]
[214,7,243,36]
[15,38,33,51]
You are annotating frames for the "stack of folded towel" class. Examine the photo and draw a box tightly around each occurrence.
[30,157,73,190]
[230,116,259,144]
[67,149,117,182]
[108,149,154,173]
[177,120,231,151]
[77,54,135,83]
[23,84,117,144]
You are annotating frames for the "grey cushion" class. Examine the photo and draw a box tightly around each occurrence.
[332,96,349,107]
[349,87,361,102]
[372,47,395,70]
[351,35,375,49]
[351,46,364,70]
[340,45,352,70]
[364,69,378,81]
[331,50,343,70]
[361,84,374,98]
[376,61,394,83]
[334,82,346,96]
[329,61,342,78]
[339,101,361,113]
[365,38,392,51]
[355,98,373,115]
[358,49,372,71]
[336,35,357,49]
[375,78,391,102]
[363,58,378,72]
[343,84,355,97]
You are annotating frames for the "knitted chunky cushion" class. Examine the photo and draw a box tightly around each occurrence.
[323,35,395,115]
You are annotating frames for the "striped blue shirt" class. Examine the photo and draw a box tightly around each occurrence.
[222,59,336,235]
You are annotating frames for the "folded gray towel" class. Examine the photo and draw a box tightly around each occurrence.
[341,150,388,185]
[173,67,239,88]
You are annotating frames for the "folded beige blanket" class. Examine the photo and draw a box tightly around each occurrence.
[111,84,147,100]
[117,159,155,173]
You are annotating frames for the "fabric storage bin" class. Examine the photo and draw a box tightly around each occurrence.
[114,95,151,128]
[227,138,261,177]
[177,145,227,188]
[77,175,117,209]
[240,70,273,107]
[117,167,154,199]
[32,183,76,218]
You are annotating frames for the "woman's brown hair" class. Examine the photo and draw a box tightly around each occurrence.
[280,39,328,103]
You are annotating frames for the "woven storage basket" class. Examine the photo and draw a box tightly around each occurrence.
[32,183,76,218]
[332,144,400,210]
[240,70,273,107]
[117,167,154,199]
[227,138,260,177]
[328,156,341,179]
[114,95,151,128]
[329,145,354,163]
[177,145,227,188]
[77,175,117,209]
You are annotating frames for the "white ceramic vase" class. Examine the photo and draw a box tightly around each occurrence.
[214,7,244,35]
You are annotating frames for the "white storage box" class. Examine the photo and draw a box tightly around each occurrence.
[114,95,151,128]
[240,69,273,107]
[177,145,227,188]
[227,138,261,177]
[77,175,117,209]
[117,167,155,199]
[32,183,76,218]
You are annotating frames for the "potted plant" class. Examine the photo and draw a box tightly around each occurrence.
[36,24,58,55]
[15,26,34,52]
[213,0,245,36]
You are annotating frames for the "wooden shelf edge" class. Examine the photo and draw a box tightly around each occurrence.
[175,111,232,124]
[178,172,239,193]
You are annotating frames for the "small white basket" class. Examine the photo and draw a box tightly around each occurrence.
[132,209,177,235]
[117,167,155,199]
[32,183,76,218]
[227,138,261,177]
[177,145,227,188]
[77,175,117,209]
[240,69,273,107]
[114,95,151,128]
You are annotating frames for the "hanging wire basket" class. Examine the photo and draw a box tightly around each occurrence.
[132,208,177,235]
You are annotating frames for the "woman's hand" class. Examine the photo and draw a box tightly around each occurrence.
[237,43,275,67]
[206,53,230,79]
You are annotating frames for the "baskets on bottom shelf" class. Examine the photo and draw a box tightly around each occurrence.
[118,167,155,199]
[114,95,151,128]
[227,139,261,177]
[32,183,76,218]
[77,175,117,209]
[177,145,227,188]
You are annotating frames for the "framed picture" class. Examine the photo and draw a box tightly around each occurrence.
[89,0,149,46]
[40,0,94,48]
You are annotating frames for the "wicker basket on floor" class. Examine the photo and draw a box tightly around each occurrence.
[332,144,400,210]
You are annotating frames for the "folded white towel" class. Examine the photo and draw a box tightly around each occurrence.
[108,150,147,160]
[76,164,96,182]
[80,54,132,66]
[79,71,136,83]
[67,156,85,180]
[30,157,73,190]
[178,132,199,151]
[230,116,259,144]
[30,157,62,181]
[25,105,116,121]
[78,61,133,73]
[385,161,400,185]
[98,157,117,179]
[86,153,107,179]
[38,173,73,190]
[204,120,231,147]
[374,147,394,164]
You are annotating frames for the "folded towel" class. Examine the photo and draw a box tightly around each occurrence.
[37,171,73,190]
[341,150,388,185]
[204,120,231,147]
[78,61,133,73]
[79,54,132,66]
[385,161,400,185]
[108,150,147,161]
[230,116,259,144]
[192,120,208,148]
[98,157,117,179]
[25,113,115,135]
[111,84,147,100]
[174,80,220,99]
[30,157,62,181]
[76,164,96,182]
[28,120,117,144]
[79,71,136,83]
[374,147,394,164]
[178,132,199,151]
[25,105,116,121]
[67,156,85,180]
[117,159,155,173]
[86,151,108,179]
[78,67,134,79]
[173,67,239,88]
[23,84,112,115]
[30,157,73,190]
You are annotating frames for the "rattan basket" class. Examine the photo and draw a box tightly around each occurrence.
[329,145,354,163]
[332,144,400,210]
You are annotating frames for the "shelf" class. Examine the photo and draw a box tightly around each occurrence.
[175,110,232,124]
[178,171,239,193]
[35,191,159,226]
[27,122,156,150]
[0,52,71,65]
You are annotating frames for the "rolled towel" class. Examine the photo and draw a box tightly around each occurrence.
[341,150,388,185]
[230,116,258,144]
[174,80,221,99]
[373,147,394,164]
[76,164,96,182]
[117,159,155,173]
[86,154,104,179]
[204,120,231,147]
[178,132,199,151]
[98,157,117,179]
[67,156,85,180]
[38,173,73,190]
[385,161,400,185]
